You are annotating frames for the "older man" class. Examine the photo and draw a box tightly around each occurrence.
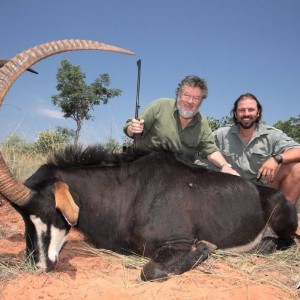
[124,75,239,176]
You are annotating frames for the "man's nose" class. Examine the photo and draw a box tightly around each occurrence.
[187,96,194,103]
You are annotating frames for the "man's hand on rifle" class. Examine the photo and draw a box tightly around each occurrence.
[127,118,144,137]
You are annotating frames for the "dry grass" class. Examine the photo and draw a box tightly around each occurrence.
[0,252,39,291]
[0,240,299,297]
[1,146,46,181]
[206,247,300,295]
[0,215,299,298]
[0,144,46,206]
[75,242,151,269]
[72,241,300,298]
[0,223,39,291]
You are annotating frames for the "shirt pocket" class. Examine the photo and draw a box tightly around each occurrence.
[250,146,271,170]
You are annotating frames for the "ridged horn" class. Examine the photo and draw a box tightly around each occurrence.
[0,39,135,206]
[0,58,39,74]
[0,152,33,206]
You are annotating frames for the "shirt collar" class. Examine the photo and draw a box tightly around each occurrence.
[231,123,268,137]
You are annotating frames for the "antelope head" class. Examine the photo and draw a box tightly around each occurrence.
[0,39,134,270]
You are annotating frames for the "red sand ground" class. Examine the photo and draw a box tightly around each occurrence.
[0,202,299,300]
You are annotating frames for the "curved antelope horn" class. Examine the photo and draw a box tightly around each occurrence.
[0,58,38,74]
[0,39,135,206]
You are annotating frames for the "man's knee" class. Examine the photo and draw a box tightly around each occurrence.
[269,162,300,205]
[274,162,300,181]
[290,162,300,178]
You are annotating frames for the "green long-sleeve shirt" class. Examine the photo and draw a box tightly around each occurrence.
[124,98,219,158]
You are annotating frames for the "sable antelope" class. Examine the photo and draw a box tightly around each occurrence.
[0,40,297,281]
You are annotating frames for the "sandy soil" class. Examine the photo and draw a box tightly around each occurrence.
[0,202,299,300]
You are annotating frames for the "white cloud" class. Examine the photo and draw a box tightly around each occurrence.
[38,108,64,119]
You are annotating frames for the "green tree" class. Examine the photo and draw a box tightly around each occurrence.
[51,59,122,145]
[55,126,76,143]
[273,115,300,143]
[208,116,233,131]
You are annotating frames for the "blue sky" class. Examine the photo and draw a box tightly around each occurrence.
[1,0,299,144]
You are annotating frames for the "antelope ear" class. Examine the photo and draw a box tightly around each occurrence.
[53,182,79,226]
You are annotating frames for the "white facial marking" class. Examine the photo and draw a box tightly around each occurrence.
[30,215,47,270]
[30,215,68,270]
[48,225,68,262]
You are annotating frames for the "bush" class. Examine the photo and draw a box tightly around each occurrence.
[1,133,45,180]
[32,129,72,155]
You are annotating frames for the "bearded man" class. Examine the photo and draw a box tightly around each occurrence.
[124,75,239,176]
[213,93,300,206]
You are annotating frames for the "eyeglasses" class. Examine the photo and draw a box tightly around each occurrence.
[181,92,202,102]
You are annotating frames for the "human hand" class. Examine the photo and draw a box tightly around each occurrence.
[127,118,144,136]
[257,157,280,183]
[220,165,240,176]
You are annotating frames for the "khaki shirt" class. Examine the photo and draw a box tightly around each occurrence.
[213,123,300,181]
[124,98,219,158]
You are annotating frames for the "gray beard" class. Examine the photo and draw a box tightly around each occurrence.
[177,102,197,119]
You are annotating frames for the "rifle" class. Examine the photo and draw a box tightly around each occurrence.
[133,59,142,150]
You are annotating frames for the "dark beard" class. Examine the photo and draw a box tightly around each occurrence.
[238,118,256,129]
